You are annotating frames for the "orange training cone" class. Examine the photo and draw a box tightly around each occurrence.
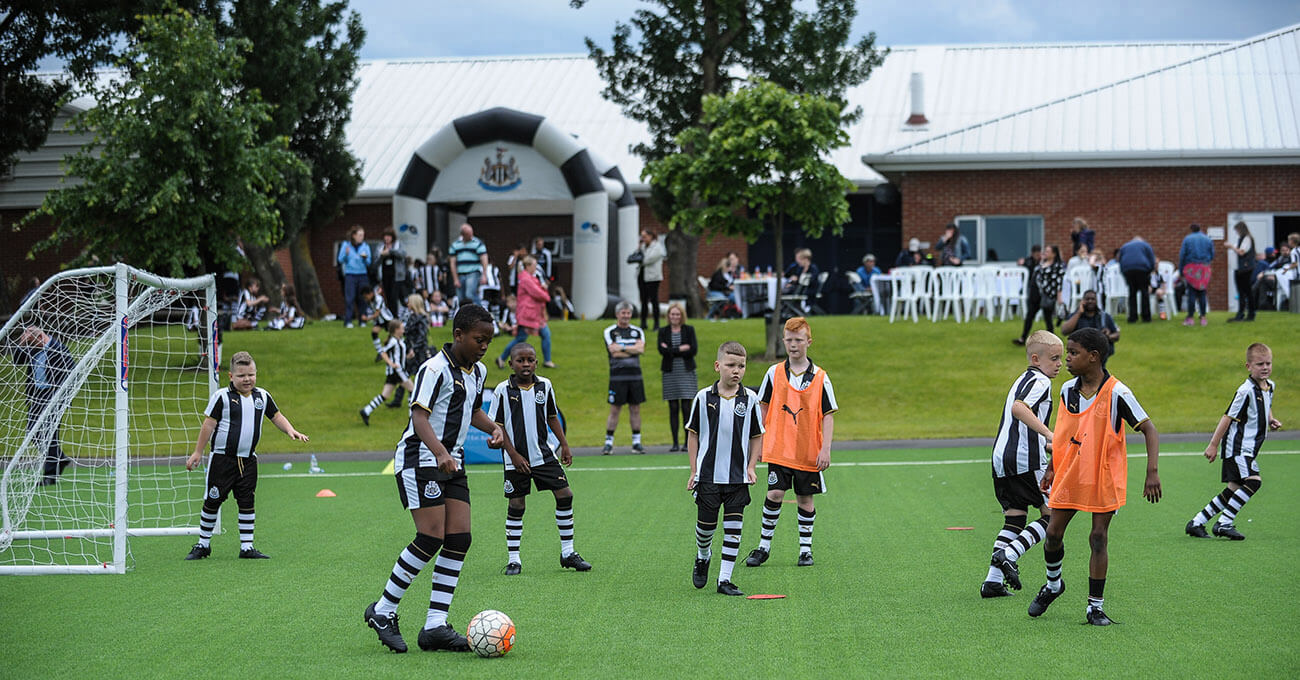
[315,489,337,498]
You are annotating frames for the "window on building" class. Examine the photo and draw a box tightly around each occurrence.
[954,215,1044,264]
[548,235,575,262]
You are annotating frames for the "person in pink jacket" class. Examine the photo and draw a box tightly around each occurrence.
[496,255,555,368]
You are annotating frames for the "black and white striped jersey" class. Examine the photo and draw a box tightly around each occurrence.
[204,386,279,457]
[376,335,409,380]
[235,289,265,321]
[481,265,502,294]
[991,366,1054,478]
[604,324,644,381]
[393,343,488,474]
[686,383,764,485]
[489,376,560,470]
[370,292,395,324]
[494,306,516,335]
[1060,373,1149,434]
[1221,378,1275,458]
[758,360,838,415]
[412,263,437,295]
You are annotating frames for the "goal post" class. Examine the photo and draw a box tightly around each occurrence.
[0,263,219,574]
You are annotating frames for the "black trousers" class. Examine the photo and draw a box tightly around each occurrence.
[1233,269,1257,318]
[638,278,660,330]
[1123,269,1152,322]
[1020,287,1052,338]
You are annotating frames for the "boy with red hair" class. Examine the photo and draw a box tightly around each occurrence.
[745,317,837,568]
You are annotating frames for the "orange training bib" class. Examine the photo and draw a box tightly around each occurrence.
[1049,376,1128,512]
[762,365,825,472]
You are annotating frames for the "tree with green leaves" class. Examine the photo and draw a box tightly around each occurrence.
[645,79,854,356]
[0,1,186,177]
[21,6,305,277]
[572,0,885,316]
[220,0,364,316]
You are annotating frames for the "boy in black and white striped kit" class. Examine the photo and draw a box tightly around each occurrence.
[687,341,763,596]
[359,319,414,426]
[183,351,309,560]
[1186,343,1280,541]
[983,330,1060,598]
[364,305,506,654]
[490,343,589,575]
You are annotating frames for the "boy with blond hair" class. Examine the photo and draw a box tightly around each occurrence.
[745,318,836,568]
[1185,343,1280,540]
[184,352,309,560]
[983,330,1060,597]
[688,341,764,596]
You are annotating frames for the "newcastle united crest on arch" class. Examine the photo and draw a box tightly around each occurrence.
[478,146,521,192]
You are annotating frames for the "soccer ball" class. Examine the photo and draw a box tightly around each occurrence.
[466,609,515,658]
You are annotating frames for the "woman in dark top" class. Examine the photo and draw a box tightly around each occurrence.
[1015,244,1065,343]
[657,303,698,452]
[1225,220,1257,322]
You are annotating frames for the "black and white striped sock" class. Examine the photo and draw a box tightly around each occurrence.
[555,496,575,557]
[362,394,385,416]
[236,506,255,550]
[505,505,524,565]
[376,532,442,617]
[797,508,815,553]
[718,511,743,583]
[196,503,218,548]
[1192,489,1233,526]
[757,499,781,551]
[427,532,471,629]
[1217,486,1256,525]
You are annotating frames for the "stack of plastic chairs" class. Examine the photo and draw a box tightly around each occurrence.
[889,267,930,323]
[930,267,967,322]
[1101,262,1128,317]
[997,267,1029,321]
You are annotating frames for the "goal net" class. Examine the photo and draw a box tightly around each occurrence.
[0,264,218,574]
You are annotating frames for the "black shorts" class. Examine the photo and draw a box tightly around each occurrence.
[993,470,1048,512]
[766,463,826,496]
[1222,455,1260,483]
[694,482,752,513]
[504,462,570,498]
[395,467,471,510]
[204,454,258,507]
[608,379,646,406]
[384,372,404,386]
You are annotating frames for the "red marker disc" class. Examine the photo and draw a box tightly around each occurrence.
[945,526,975,530]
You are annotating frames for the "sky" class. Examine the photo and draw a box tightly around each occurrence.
[347,0,1299,60]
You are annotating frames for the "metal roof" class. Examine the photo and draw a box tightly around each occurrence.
[347,39,1230,193]
[863,23,1300,170]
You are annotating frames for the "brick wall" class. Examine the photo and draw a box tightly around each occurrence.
[897,165,1300,309]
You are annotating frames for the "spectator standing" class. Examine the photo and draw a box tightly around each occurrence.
[449,223,489,306]
[1014,246,1063,344]
[378,228,407,316]
[12,326,74,485]
[936,223,972,266]
[532,237,554,281]
[1070,217,1096,253]
[496,256,554,369]
[658,303,698,452]
[1178,224,1214,326]
[337,225,371,328]
[632,230,667,331]
[1117,236,1156,323]
[1225,221,1257,322]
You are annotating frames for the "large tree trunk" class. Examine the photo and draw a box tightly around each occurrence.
[765,212,786,359]
[665,229,702,318]
[290,230,328,318]
[244,242,285,307]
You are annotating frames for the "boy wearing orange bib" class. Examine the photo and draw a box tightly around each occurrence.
[1028,328,1161,626]
[744,318,837,568]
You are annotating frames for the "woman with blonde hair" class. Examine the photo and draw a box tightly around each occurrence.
[657,302,698,451]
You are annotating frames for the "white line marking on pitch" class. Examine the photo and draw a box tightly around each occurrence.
[265,449,1300,479]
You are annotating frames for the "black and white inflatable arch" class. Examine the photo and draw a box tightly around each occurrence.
[392,107,639,319]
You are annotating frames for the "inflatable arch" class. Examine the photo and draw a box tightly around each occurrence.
[391,107,639,319]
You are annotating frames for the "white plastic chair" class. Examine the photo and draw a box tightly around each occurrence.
[1102,263,1128,317]
[997,267,1029,321]
[1154,260,1177,319]
[1065,264,1098,312]
[967,265,1001,321]
[930,267,966,322]
[889,267,929,323]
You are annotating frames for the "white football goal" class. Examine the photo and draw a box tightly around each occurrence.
[0,263,219,574]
